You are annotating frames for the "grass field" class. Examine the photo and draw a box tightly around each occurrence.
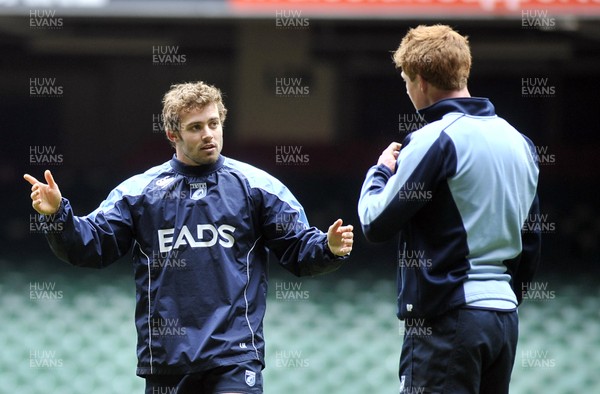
[2,258,599,393]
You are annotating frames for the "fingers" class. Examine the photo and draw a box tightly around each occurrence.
[378,142,402,172]
[338,224,354,233]
[327,219,354,256]
[336,222,354,247]
[25,171,46,204]
[331,220,354,238]
[30,184,44,203]
[24,171,61,215]
[44,169,57,188]
[341,230,354,244]
[23,173,40,186]
[387,142,402,157]
[329,218,343,232]
[338,235,354,254]
[387,141,402,151]
[330,220,355,232]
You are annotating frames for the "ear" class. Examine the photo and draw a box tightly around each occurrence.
[166,129,179,143]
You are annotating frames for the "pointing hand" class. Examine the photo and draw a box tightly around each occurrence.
[24,170,62,215]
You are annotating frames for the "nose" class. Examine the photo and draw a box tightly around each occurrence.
[200,126,214,141]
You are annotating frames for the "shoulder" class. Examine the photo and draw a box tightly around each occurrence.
[85,161,171,218]
[222,156,307,218]
[404,117,459,154]
[114,161,172,197]
[222,156,287,194]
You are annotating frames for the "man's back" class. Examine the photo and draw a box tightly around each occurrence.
[359,97,540,319]
[359,24,541,394]
[444,112,538,269]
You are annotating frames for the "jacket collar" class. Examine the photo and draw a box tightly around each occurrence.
[417,97,496,124]
[169,154,224,177]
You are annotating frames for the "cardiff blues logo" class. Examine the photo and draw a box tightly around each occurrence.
[245,370,256,387]
[189,182,207,200]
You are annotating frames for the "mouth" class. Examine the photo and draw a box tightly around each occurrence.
[201,144,216,151]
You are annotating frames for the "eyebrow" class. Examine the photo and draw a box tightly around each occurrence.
[183,117,220,129]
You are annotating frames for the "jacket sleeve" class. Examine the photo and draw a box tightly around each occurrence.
[357,131,457,242]
[508,194,542,304]
[42,190,135,268]
[256,183,347,277]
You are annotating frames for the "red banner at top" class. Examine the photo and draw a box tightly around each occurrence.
[230,0,600,16]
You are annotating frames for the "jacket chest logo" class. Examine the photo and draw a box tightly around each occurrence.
[189,182,207,200]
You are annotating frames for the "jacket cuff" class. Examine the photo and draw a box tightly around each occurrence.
[39,198,69,224]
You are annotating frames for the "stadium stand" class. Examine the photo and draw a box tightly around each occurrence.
[2,259,599,393]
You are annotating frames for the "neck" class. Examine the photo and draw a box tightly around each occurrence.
[426,87,471,107]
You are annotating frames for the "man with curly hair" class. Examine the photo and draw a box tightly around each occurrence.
[358,25,541,394]
[25,81,354,394]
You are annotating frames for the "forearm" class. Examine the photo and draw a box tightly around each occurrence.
[43,198,129,268]
[357,164,400,242]
[272,229,347,277]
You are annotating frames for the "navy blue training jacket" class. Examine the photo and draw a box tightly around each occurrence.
[358,97,541,319]
[43,155,345,376]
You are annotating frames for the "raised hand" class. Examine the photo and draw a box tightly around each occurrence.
[377,142,402,173]
[23,170,62,215]
[327,219,354,256]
